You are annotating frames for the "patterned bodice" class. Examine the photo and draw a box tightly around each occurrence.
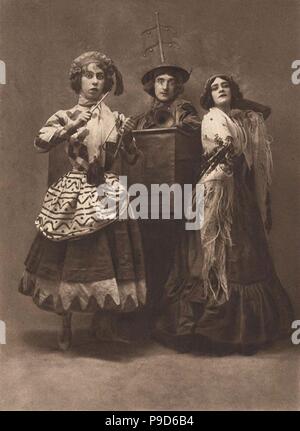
[34,103,119,172]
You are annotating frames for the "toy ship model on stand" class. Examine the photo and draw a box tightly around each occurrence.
[127,12,201,218]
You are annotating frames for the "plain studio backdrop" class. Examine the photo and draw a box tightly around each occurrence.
[0,0,299,341]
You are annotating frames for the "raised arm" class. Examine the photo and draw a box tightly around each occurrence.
[235,98,271,120]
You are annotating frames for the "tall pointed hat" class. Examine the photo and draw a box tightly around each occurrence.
[141,12,190,87]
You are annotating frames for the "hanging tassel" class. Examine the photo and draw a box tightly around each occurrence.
[112,65,124,96]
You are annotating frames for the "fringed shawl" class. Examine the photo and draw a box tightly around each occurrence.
[231,109,273,224]
[198,107,273,300]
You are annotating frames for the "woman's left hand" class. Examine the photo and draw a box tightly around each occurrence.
[120,118,137,152]
[121,117,136,135]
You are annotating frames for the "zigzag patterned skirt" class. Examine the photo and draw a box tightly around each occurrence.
[19,170,146,313]
[35,170,129,241]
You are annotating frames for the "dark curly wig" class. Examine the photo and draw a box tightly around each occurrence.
[69,51,123,96]
[200,74,243,111]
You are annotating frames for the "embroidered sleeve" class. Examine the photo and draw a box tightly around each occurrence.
[200,112,237,181]
[34,110,77,153]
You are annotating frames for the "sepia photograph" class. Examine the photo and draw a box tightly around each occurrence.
[0,0,299,413]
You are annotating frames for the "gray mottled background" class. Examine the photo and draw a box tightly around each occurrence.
[0,0,299,329]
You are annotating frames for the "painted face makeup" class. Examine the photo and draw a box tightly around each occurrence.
[80,63,105,101]
[211,77,232,110]
[154,73,177,103]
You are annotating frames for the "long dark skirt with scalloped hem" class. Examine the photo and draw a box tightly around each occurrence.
[19,220,146,315]
[155,172,293,354]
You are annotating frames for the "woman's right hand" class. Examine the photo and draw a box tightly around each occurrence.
[71,111,92,130]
